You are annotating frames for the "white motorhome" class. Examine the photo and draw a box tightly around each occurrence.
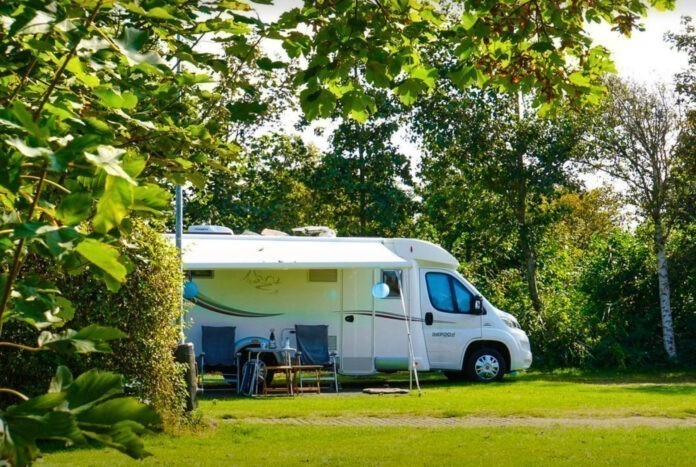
[174,228,532,382]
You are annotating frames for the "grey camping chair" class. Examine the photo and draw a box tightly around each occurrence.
[294,324,339,393]
[198,326,240,393]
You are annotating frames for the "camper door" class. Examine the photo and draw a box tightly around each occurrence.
[340,269,376,374]
[420,269,482,369]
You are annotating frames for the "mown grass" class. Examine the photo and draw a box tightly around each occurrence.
[201,370,696,420]
[42,370,696,466]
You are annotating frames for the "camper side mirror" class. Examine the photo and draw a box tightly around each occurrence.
[471,295,484,315]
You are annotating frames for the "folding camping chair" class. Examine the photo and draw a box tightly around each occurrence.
[198,326,240,393]
[294,324,339,393]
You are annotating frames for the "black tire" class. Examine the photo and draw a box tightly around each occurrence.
[443,370,467,382]
[465,348,505,382]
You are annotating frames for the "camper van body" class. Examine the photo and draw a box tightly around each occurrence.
[175,233,532,380]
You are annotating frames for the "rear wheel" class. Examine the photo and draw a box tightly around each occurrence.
[465,348,505,382]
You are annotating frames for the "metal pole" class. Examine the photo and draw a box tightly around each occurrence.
[175,185,184,344]
[397,271,421,396]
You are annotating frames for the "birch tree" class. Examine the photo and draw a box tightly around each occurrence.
[586,79,684,359]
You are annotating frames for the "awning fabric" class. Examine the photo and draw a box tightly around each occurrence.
[176,236,410,270]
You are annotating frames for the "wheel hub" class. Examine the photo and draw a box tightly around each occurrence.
[474,354,500,380]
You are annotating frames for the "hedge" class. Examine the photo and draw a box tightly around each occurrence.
[0,220,186,426]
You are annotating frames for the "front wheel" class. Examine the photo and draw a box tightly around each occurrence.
[465,348,505,382]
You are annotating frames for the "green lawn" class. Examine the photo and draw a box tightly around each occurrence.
[43,370,696,466]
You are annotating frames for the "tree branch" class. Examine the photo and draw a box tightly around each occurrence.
[0,341,42,352]
[0,388,29,401]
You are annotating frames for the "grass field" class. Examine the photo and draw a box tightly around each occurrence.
[42,370,696,466]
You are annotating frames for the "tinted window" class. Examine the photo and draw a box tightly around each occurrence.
[425,273,455,312]
[425,272,473,314]
[453,280,472,313]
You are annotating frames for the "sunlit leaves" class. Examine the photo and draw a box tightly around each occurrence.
[38,324,127,353]
[74,238,127,285]
[84,146,136,184]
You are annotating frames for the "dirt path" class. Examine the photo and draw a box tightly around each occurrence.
[238,416,696,428]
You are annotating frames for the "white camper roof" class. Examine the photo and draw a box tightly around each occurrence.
[173,235,411,270]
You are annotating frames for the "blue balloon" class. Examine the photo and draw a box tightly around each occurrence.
[371,282,390,299]
[183,281,199,299]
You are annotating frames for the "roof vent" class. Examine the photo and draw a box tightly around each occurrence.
[260,228,288,237]
[187,225,234,235]
[292,226,337,237]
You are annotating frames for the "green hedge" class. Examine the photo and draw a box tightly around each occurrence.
[0,220,186,426]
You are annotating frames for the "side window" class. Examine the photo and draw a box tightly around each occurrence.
[381,270,402,298]
[425,273,455,313]
[453,280,472,313]
[425,272,473,314]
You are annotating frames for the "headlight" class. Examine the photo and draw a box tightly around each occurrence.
[501,315,521,329]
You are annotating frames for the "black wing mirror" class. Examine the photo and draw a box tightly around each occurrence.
[471,295,484,315]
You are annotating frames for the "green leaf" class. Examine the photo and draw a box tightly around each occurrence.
[78,397,160,426]
[56,193,93,225]
[49,365,75,393]
[461,12,478,30]
[568,71,592,88]
[256,57,286,71]
[74,238,127,283]
[394,78,429,106]
[66,368,124,410]
[365,61,391,88]
[132,183,171,213]
[66,57,100,88]
[341,91,376,123]
[299,88,337,121]
[5,137,52,158]
[94,88,138,109]
[85,146,137,184]
[11,101,44,140]
[39,325,127,354]
[410,66,438,89]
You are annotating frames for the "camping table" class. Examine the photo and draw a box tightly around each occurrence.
[264,364,323,395]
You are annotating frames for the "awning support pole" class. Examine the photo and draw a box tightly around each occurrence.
[397,271,421,396]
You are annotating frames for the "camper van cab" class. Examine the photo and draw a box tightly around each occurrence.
[176,227,532,382]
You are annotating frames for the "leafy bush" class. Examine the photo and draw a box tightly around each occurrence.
[1,221,185,427]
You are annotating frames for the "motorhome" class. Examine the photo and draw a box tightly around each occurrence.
[174,227,532,382]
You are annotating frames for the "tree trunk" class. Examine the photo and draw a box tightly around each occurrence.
[357,125,366,235]
[654,222,677,359]
[520,225,544,314]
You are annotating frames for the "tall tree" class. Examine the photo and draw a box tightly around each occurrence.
[413,87,581,317]
[310,93,416,236]
[583,79,685,359]
[185,133,320,233]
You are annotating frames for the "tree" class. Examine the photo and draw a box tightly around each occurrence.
[185,133,320,233]
[279,0,675,121]
[0,1,267,463]
[413,87,581,319]
[582,79,685,359]
[310,93,416,236]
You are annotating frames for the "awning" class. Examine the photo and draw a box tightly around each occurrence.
[176,236,411,270]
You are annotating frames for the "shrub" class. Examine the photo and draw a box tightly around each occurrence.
[0,220,186,427]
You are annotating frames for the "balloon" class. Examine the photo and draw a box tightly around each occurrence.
[183,281,199,299]
[371,282,390,299]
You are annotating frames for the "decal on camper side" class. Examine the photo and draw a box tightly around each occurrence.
[242,270,281,293]
[432,332,456,338]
